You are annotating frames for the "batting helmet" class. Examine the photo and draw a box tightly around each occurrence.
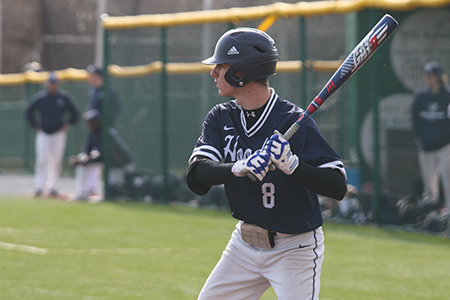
[202,27,278,87]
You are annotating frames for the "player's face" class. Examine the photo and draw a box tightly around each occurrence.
[210,64,238,97]
[47,82,59,95]
[424,74,441,89]
[88,73,103,88]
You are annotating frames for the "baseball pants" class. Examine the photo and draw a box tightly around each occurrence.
[75,162,103,197]
[418,143,450,209]
[198,222,324,300]
[34,130,67,192]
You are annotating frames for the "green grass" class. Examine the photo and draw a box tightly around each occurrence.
[0,195,449,300]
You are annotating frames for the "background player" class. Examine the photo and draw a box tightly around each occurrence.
[412,61,450,212]
[25,72,79,197]
[69,109,134,201]
[187,28,347,299]
[86,64,121,127]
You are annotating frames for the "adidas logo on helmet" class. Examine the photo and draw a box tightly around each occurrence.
[227,46,240,55]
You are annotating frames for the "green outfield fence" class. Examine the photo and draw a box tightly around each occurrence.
[2,0,450,233]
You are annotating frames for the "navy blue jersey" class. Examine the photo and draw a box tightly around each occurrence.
[189,90,345,234]
[25,89,79,134]
[411,85,450,151]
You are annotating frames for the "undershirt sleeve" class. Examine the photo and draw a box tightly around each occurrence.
[292,162,347,200]
[186,156,235,195]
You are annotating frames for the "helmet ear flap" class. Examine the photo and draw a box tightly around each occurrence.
[231,70,244,81]
[225,65,245,87]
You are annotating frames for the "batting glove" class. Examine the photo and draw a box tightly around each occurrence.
[264,130,299,175]
[232,150,271,181]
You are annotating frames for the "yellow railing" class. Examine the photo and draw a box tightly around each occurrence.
[102,0,450,29]
[0,60,343,85]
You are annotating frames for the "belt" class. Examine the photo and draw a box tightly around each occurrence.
[239,222,298,249]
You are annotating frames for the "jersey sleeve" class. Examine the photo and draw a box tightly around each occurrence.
[189,106,224,164]
[25,92,44,128]
[292,116,346,179]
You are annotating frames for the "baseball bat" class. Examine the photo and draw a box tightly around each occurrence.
[247,14,398,181]
[282,14,398,140]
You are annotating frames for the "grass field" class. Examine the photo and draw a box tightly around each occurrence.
[1,195,449,300]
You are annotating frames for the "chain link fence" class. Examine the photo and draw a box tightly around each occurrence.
[2,0,450,236]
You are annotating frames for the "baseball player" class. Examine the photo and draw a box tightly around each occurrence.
[412,61,450,211]
[69,109,133,201]
[86,64,121,126]
[25,73,79,197]
[187,28,347,299]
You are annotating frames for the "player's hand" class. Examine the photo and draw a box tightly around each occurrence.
[232,150,271,181]
[68,155,78,166]
[264,130,299,175]
[76,153,89,165]
[89,150,101,160]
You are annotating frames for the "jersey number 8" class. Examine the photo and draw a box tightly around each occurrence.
[262,183,275,209]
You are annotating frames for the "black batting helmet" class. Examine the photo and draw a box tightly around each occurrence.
[202,27,278,87]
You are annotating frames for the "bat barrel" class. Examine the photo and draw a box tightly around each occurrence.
[281,14,398,142]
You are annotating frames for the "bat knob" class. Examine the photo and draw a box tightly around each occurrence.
[246,172,257,182]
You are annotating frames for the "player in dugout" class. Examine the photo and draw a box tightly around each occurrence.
[187,28,347,299]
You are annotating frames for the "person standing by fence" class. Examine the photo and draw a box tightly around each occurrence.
[85,64,121,127]
[68,109,133,202]
[25,72,79,197]
[412,61,450,212]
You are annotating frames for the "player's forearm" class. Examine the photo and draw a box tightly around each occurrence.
[192,158,235,186]
[292,163,347,200]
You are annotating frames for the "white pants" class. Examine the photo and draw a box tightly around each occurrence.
[418,143,450,209]
[198,222,324,300]
[74,164,132,197]
[34,130,67,192]
[75,163,103,197]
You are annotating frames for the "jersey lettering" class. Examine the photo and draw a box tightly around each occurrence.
[262,182,275,209]
[224,134,252,161]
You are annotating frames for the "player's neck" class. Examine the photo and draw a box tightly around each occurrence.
[236,84,271,110]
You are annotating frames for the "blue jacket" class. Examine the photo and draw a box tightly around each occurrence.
[412,85,450,152]
[25,89,79,134]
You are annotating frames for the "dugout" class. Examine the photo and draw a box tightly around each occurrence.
[1,0,450,227]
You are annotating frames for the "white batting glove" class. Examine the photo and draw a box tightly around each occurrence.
[264,130,299,175]
[232,150,271,181]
